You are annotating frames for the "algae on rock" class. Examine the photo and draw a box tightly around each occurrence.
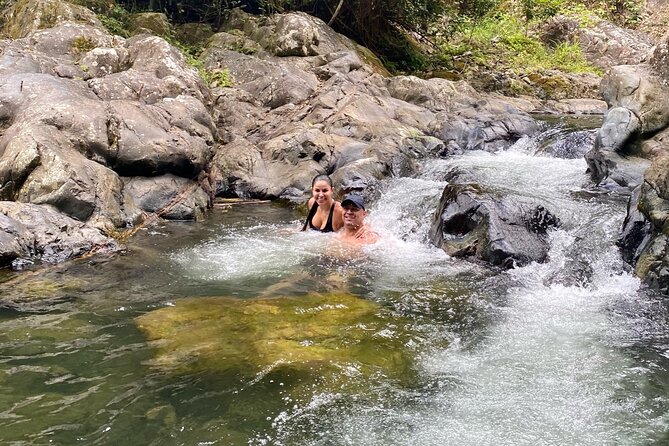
[136,293,416,389]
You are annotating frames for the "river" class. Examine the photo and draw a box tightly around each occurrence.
[1,119,668,445]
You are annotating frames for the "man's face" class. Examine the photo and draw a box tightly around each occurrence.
[342,204,366,228]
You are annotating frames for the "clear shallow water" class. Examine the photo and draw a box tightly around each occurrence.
[2,129,669,445]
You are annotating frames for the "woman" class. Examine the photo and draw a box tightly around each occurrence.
[301,174,344,232]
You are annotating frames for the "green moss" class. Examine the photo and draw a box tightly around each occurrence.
[0,276,87,301]
[136,293,416,388]
[71,35,96,54]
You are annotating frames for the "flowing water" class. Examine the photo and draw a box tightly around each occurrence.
[1,120,669,445]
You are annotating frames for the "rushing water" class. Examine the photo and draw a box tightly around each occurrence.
[2,120,669,445]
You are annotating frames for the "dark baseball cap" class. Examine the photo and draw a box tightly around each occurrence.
[341,194,365,210]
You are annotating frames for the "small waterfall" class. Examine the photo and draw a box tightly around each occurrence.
[257,126,669,445]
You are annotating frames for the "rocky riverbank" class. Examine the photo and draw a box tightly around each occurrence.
[1,0,668,293]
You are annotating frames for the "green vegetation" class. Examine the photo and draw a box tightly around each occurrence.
[436,13,600,77]
[71,35,96,53]
[99,0,643,91]
[97,5,131,37]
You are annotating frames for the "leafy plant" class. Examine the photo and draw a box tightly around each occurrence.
[97,5,131,37]
[210,68,234,87]
[71,35,96,54]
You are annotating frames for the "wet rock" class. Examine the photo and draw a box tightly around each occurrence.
[429,183,560,268]
[534,129,596,159]
[0,201,118,264]
[0,213,32,267]
[618,185,652,265]
[123,175,210,220]
[584,148,650,190]
[135,293,415,386]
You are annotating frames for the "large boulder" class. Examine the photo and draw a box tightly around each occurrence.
[0,0,101,39]
[201,48,318,109]
[123,175,210,220]
[578,21,653,69]
[0,212,32,267]
[428,183,560,268]
[0,14,216,266]
[205,16,540,201]
[0,201,118,265]
[129,12,171,37]
[220,9,365,58]
[585,64,666,190]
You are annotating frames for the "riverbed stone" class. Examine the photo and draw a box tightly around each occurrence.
[0,0,102,39]
[135,293,415,389]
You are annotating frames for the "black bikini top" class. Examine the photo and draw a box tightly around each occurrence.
[302,202,335,232]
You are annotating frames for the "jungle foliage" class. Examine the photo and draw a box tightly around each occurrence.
[109,0,644,73]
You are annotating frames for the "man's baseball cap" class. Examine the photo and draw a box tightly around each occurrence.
[341,194,365,210]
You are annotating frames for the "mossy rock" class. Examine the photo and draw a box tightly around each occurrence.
[174,22,214,47]
[0,276,87,301]
[130,12,170,37]
[136,293,416,386]
[0,0,101,39]
[207,31,261,56]
[355,44,390,77]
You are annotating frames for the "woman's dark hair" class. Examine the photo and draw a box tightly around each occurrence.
[311,174,333,188]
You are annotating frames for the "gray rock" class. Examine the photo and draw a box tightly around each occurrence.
[429,183,559,268]
[578,21,654,69]
[618,185,652,265]
[0,212,32,267]
[201,48,318,109]
[0,0,102,39]
[539,16,653,69]
[219,9,363,57]
[0,201,118,264]
[124,175,210,220]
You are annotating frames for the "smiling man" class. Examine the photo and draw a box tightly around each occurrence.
[337,194,379,245]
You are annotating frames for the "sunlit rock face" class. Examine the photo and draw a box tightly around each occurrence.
[595,29,669,293]
[0,6,216,265]
[136,293,417,390]
[204,9,543,202]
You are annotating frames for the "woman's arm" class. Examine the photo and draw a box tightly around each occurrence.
[332,201,344,231]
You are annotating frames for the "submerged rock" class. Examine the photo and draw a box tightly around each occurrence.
[136,293,416,387]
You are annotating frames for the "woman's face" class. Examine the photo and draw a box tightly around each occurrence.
[312,180,333,205]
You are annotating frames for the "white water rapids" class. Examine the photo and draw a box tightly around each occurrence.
[244,142,669,445]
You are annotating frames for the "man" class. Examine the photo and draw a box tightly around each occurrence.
[337,194,379,245]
